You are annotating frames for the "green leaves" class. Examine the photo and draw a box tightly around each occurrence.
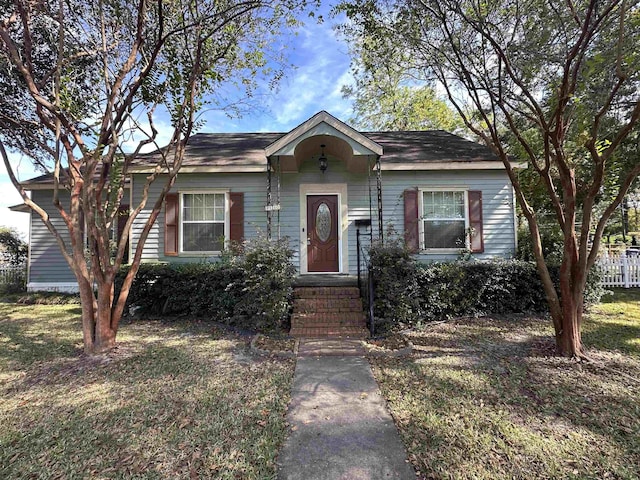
[116,236,296,333]
[337,0,466,132]
[370,245,605,330]
[0,227,27,266]
[596,139,612,156]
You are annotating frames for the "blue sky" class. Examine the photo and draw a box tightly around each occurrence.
[0,3,355,239]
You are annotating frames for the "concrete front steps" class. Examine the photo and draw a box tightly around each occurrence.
[290,286,369,338]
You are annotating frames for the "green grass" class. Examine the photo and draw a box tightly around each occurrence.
[0,302,295,479]
[373,291,640,480]
[582,288,640,355]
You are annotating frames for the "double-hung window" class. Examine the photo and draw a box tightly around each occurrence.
[181,192,227,252]
[421,190,468,250]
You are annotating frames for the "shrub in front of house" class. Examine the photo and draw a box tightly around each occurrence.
[368,240,422,333]
[122,262,244,321]
[414,260,551,320]
[118,237,295,333]
[369,244,605,333]
[233,237,296,332]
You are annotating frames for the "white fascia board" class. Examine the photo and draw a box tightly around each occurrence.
[380,161,527,171]
[20,184,132,190]
[128,165,266,173]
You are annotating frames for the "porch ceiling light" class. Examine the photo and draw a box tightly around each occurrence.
[318,144,328,173]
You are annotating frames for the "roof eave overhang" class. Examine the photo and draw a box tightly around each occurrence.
[18,183,66,190]
[19,182,132,190]
[8,203,30,213]
[265,110,383,158]
[128,165,266,173]
[380,161,527,171]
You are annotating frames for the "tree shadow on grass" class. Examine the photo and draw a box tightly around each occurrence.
[6,334,246,397]
[582,321,640,356]
[0,317,82,367]
[373,332,640,479]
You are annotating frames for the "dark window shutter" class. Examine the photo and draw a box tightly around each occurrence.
[164,193,179,256]
[229,192,244,243]
[404,189,419,253]
[468,190,484,253]
[117,205,130,263]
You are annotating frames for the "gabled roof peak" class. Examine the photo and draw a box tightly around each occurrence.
[264,110,384,158]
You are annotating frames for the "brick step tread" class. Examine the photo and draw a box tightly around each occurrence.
[293,310,364,315]
[290,326,368,332]
[292,312,365,322]
[293,298,363,312]
[293,304,362,313]
[290,328,369,338]
[294,287,361,298]
[291,319,367,328]
[292,335,369,340]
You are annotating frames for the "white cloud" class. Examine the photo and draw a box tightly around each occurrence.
[0,208,30,240]
[167,5,358,133]
[246,16,354,131]
[0,149,38,238]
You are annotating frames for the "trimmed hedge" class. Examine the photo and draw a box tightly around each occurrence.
[117,237,295,333]
[369,241,604,333]
[122,262,245,320]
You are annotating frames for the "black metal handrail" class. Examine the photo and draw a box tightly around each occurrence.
[356,225,375,336]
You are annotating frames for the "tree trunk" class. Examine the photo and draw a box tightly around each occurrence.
[77,277,96,354]
[557,285,584,357]
[555,233,587,358]
[74,269,118,354]
[95,280,117,353]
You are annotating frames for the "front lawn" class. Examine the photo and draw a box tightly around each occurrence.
[0,301,295,479]
[373,288,640,479]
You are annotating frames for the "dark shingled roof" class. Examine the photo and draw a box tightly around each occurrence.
[19,172,60,187]
[134,132,283,167]
[21,130,502,187]
[19,166,131,188]
[365,130,499,163]
[132,130,499,168]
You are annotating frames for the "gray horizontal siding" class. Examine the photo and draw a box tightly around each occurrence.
[131,173,268,264]
[379,171,516,262]
[28,190,76,285]
[130,161,515,274]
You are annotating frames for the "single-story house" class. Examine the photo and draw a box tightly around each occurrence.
[14,111,522,292]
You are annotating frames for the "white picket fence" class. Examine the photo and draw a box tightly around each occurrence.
[597,254,640,288]
[0,264,26,286]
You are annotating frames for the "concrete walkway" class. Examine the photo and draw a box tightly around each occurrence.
[277,339,415,480]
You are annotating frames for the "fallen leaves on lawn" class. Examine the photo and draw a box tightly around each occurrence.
[0,304,296,480]
[372,312,640,480]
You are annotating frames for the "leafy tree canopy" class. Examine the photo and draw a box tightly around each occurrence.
[337,0,640,357]
[338,22,463,132]
[0,0,310,353]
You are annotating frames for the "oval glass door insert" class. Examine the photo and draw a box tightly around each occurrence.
[316,203,331,242]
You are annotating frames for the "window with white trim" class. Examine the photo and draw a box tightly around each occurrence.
[421,190,468,250]
[181,192,227,252]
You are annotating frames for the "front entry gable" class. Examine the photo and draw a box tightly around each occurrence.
[265,111,383,174]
